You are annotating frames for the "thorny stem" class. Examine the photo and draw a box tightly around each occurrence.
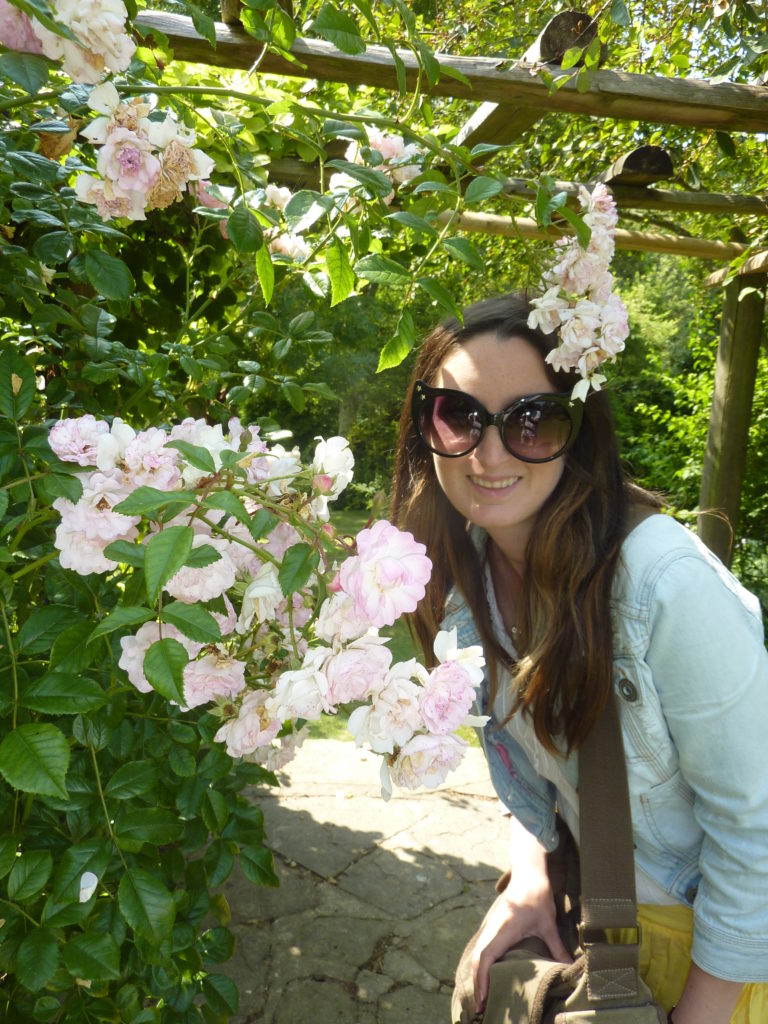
[89,744,130,872]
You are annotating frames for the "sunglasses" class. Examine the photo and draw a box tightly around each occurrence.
[412,380,583,463]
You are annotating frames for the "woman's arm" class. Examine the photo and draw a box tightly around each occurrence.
[671,964,743,1024]
[472,814,571,1014]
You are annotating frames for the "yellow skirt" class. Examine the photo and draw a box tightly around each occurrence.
[615,904,768,1022]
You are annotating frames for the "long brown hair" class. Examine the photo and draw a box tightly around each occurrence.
[391,293,658,754]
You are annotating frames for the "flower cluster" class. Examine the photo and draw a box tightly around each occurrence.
[0,0,134,84]
[48,415,484,794]
[527,183,629,401]
[74,83,215,221]
[329,126,423,207]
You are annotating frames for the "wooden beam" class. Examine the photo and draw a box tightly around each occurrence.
[705,250,768,286]
[435,210,749,261]
[698,261,767,564]
[453,104,540,150]
[454,10,598,151]
[134,12,768,134]
[501,179,768,217]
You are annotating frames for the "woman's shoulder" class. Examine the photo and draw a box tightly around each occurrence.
[614,512,762,627]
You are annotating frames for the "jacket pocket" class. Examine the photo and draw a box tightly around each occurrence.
[638,770,702,859]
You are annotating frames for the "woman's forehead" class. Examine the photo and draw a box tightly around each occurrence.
[434,332,552,398]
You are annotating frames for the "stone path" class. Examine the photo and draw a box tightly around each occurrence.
[221,737,510,1023]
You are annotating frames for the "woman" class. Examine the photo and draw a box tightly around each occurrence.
[390,293,768,1024]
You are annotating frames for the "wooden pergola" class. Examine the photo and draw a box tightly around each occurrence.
[136,8,768,566]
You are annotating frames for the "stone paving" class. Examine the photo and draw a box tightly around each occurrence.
[220,737,510,1023]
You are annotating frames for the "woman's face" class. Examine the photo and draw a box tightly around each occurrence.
[431,332,566,564]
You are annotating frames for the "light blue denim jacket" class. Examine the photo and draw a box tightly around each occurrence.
[441,514,768,982]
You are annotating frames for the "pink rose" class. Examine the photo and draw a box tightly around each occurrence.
[123,427,180,490]
[346,662,425,754]
[0,1,43,54]
[183,652,246,709]
[214,689,280,758]
[48,415,109,466]
[390,733,467,790]
[314,592,370,644]
[325,635,392,706]
[165,536,236,604]
[266,646,332,722]
[419,662,476,735]
[339,521,432,628]
[97,127,161,196]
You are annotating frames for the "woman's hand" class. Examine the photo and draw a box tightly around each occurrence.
[472,817,572,1014]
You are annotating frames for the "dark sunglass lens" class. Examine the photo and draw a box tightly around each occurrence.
[502,399,571,460]
[421,393,482,455]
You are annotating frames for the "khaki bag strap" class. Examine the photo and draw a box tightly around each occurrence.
[578,688,646,1000]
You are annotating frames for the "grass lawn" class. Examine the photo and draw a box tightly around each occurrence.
[306,508,480,748]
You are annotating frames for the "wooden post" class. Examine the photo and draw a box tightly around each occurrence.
[698,258,767,564]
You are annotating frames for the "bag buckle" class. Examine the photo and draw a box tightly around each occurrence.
[577,922,642,947]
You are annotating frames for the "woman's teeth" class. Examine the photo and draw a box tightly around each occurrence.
[470,476,520,490]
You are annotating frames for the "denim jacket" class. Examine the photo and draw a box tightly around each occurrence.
[441,514,768,982]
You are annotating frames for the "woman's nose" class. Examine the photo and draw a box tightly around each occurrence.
[473,424,513,465]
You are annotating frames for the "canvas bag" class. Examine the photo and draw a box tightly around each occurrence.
[451,691,667,1024]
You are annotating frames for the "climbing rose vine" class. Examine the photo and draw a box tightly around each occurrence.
[48,416,486,796]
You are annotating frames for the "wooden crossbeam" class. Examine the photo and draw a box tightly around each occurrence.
[134,12,768,135]
[435,210,749,261]
[454,10,598,151]
[595,145,674,186]
[501,178,768,217]
[705,251,768,286]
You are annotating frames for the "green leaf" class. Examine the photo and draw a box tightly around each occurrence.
[114,486,197,518]
[255,245,274,305]
[115,807,184,851]
[0,52,50,95]
[19,674,107,714]
[200,490,251,526]
[49,620,94,672]
[575,66,591,93]
[51,839,111,902]
[63,932,121,981]
[311,4,366,54]
[202,789,229,833]
[118,868,176,942]
[271,6,296,50]
[560,45,583,70]
[283,190,333,232]
[441,237,484,270]
[8,850,53,901]
[715,131,737,157]
[0,834,17,878]
[416,277,463,320]
[17,606,73,653]
[184,543,221,568]
[387,210,438,238]
[280,379,305,412]
[165,439,216,473]
[161,602,221,643]
[240,846,279,887]
[104,762,157,800]
[15,928,59,993]
[227,206,263,253]
[326,159,393,198]
[84,250,135,301]
[559,205,592,249]
[102,539,146,568]
[326,238,355,307]
[278,543,319,597]
[0,724,69,799]
[377,309,415,371]
[88,606,153,644]
[610,0,631,26]
[187,2,216,47]
[202,974,239,1015]
[143,638,188,705]
[464,176,503,204]
[0,348,36,421]
[354,253,409,285]
[144,525,195,605]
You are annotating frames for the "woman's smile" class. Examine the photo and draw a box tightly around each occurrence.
[469,474,521,492]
